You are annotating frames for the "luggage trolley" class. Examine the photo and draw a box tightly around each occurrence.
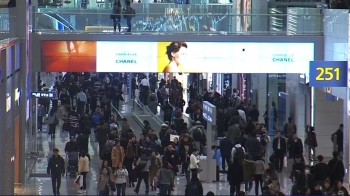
[66,151,79,178]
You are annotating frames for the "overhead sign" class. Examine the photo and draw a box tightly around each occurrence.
[203,101,216,125]
[309,61,348,87]
[31,91,55,98]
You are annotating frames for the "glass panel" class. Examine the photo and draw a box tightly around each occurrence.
[32,6,323,35]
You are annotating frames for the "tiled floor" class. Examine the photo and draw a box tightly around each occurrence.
[21,124,301,195]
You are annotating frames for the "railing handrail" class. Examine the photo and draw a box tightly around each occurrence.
[33,12,322,16]
[134,99,164,126]
[110,103,136,132]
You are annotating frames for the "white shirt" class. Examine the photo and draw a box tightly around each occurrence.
[115,169,128,184]
[238,109,246,122]
[140,78,149,87]
[189,154,200,169]
[277,138,280,149]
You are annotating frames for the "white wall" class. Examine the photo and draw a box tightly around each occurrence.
[314,89,343,158]
[322,9,349,100]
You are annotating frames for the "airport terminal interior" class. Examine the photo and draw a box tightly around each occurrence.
[1,0,350,195]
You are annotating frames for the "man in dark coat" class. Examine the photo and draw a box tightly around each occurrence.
[328,151,345,186]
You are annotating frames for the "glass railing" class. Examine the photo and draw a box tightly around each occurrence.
[31,6,323,34]
[133,99,163,126]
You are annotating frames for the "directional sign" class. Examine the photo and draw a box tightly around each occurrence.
[31,91,55,98]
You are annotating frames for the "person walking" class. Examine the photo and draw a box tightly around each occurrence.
[46,108,58,138]
[227,157,244,196]
[134,150,151,195]
[115,162,129,196]
[157,161,174,196]
[47,148,65,196]
[111,140,125,171]
[78,150,90,194]
[272,131,286,172]
[149,151,161,191]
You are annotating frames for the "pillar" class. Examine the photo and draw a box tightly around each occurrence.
[250,74,267,123]
[286,74,309,143]
[251,0,268,32]
[11,0,31,185]
[0,48,8,195]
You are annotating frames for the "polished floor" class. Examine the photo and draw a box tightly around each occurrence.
[18,73,323,195]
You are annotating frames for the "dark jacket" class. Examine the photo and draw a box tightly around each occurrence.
[272,137,287,154]
[328,158,345,182]
[249,108,259,121]
[305,131,318,148]
[227,125,240,144]
[314,162,330,182]
[47,155,65,175]
[288,138,303,158]
[95,125,109,142]
[64,141,79,153]
[185,179,203,196]
[245,137,261,153]
[164,150,179,172]
[219,137,233,157]
[227,161,244,185]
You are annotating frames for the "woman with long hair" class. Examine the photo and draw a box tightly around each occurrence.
[78,150,90,194]
[114,162,128,196]
[262,163,278,186]
[149,151,161,191]
[124,141,136,187]
[97,167,113,196]
[99,160,113,175]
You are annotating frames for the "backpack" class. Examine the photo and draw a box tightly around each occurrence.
[186,181,200,195]
[192,128,202,141]
[105,140,114,153]
[235,147,245,163]
[174,108,182,118]
[149,93,157,102]
[286,123,295,137]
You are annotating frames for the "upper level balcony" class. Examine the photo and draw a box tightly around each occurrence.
[31,5,324,35]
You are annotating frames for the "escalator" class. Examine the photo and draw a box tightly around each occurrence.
[36,11,76,31]
[111,104,142,134]
[132,99,162,133]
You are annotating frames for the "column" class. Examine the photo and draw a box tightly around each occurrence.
[0,49,8,195]
[344,91,349,182]
[314,89,343,158]
[231,73,238,90]
[251,0,268,32]
[286,74,309,143]
[13,0,30,185]
[250,74,267,123]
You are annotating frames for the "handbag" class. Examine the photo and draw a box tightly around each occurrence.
[283,156,288,168]
[74,175,82,187]
[108,179,116,192]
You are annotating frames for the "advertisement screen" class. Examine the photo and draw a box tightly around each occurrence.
[42,41,96,72]
[42,41,314,73]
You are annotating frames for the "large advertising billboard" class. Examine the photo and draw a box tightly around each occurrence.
[41,41,314,73]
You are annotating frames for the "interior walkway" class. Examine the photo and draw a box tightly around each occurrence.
[18,72,332,195]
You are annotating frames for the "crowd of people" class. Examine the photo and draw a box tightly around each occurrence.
[39,72,347,196]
